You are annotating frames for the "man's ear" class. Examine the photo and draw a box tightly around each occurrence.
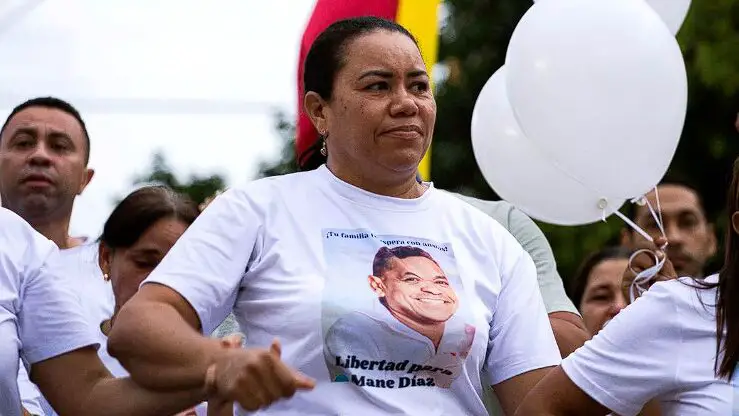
[304,91,330,135]
[77,168,95,195]
[368,275,386,297]
[732,212,739,237]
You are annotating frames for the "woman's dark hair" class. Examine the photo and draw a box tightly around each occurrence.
[715,158,739,379]
[299,16,418,169]
[100,185,198,249]
[570,246,632,307]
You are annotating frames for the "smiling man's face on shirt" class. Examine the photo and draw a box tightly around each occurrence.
[370,255,458,325]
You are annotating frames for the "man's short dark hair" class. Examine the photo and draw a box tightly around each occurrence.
[0,97,90,164]
[372,245,440,277]
[623,171,706,223]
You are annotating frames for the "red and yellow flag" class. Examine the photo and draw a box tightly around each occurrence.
[296,0,441,180]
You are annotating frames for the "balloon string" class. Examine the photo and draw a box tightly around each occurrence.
[602,187,667,302]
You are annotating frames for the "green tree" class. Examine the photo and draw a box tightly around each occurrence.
[257,0,739,281]
[130,152,227,206]
[255,112,298,178]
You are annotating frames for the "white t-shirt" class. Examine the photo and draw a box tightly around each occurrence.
[19,241,113,416]
[30,241,209,416]
[145,166,560,415]
[17,364,43,415]
[0,208,98,416]
[56,241,114,329]
[562,275,736,415]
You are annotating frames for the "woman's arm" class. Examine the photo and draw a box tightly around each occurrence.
[109,284,315,411]
[31,346,206,416]
[514,366,610,415]
[108,187,315,410]
[108,283,225,390]
[485,247,562,414]
[515,282,680,415]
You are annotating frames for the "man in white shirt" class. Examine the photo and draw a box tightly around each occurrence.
[325,245,475,389]
[0,97,105,416]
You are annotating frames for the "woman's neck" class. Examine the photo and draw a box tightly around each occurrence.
[326,161,426,199]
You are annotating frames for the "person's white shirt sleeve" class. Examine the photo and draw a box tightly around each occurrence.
[17,364,45,415]
[561,281,680,416]
[484,246,561,385]
[143,187,260,334]
[13,215,99,365]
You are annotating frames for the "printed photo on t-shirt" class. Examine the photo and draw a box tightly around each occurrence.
[321,228,476,390]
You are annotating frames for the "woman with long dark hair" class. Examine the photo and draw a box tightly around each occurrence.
[516,159,739,415]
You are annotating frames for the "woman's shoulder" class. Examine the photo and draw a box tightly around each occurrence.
[432,190,523,247]
[222,170,320,209]
[232,170,318,194]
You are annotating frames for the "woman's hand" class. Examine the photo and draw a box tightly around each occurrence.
[622,236,677,303]
[203,334,243,416]
[205,339,315,411]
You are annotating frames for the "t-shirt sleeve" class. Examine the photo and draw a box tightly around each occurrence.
[17,227,99,364]
[560,281,680,416]
[506,207,579,316]
[143,187,261,335]
[484,246,561,385]
[18,363,44,415]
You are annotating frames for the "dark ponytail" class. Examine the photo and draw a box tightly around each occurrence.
[716,157,739,379]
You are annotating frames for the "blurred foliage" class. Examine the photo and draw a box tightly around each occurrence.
[255,112,298,178]
[253,0,739,282]
[129,152,226,207]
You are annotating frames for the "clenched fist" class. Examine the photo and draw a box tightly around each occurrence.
[205,339,315,411]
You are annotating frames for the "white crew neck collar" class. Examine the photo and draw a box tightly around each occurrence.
[315,164,434,212]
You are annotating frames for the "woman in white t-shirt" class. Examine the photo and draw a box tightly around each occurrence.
[108,16,561,415]
[36,186,229,416]
[0,207,233,416]
[516,159,739,415]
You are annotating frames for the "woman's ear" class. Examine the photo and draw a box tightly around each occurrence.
[304,91,330,135]
[731,211,739,236]
[98,242,111,278]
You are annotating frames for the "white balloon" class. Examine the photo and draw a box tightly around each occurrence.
[506,0,687,199]
[647,0,691,34]
[471,67,626,226]
[533,0,691,36]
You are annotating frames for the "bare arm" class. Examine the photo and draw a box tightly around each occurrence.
[514,366,610,416]
[493,367,556,414]
[108,283,225,390]
[109,284,314,410]
[549,312,589,357]
[31,346,206,416]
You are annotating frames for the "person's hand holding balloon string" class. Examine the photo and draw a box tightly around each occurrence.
[608,186,676,303]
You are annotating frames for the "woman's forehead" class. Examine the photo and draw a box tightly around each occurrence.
[340,31,424,74]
